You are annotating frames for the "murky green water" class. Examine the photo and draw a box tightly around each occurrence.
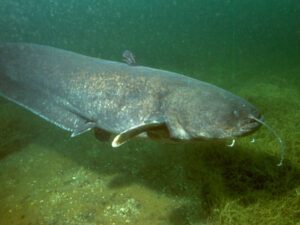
[0,1,299,224]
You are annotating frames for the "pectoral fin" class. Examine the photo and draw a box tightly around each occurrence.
[112,120,165,147]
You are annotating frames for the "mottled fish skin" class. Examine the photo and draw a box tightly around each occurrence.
[0,43,262,146]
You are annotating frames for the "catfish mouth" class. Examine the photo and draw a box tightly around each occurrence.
[238,114,263,136]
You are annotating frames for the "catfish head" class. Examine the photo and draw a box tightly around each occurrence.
[162,85,262,141]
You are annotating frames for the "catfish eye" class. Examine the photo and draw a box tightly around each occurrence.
[233,110,240,117]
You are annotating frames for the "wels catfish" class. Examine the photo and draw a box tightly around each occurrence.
[0,43,284,165]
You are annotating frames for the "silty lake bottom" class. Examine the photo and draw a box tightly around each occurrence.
[0,56,299,225]
[0,0,299,224]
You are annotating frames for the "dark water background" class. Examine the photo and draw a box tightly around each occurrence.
[0,1,299,225]
[1,0,299,75]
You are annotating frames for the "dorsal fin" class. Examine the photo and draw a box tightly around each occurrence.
[122,50,137,66]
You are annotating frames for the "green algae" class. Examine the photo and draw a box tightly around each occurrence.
[0,0,299,224]
[0,67,299,224]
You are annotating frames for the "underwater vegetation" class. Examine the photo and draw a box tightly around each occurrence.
[0,0,299,224]
[0,67,299,225]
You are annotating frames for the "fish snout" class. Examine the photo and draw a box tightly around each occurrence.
[238,113,263,135]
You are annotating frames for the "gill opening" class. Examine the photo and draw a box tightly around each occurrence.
[249,115,285,167]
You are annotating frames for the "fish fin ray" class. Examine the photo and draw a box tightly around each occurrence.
[71,122,96,137]
[0,76,89,133]
[112,120,165,147]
